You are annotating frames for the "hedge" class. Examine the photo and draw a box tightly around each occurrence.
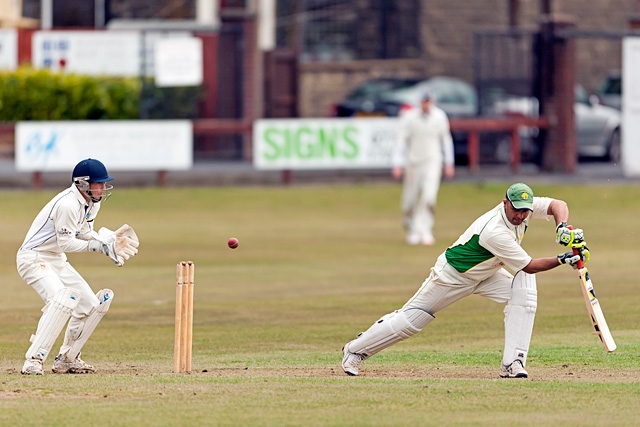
[0,67,141,120]
[0,67,205,121]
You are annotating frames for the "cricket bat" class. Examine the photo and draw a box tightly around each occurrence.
[573,247,617,352]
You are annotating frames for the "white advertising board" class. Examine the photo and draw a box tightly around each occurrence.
[16,121,193,172]
[0,28,17,70]
[253,118,399,170]
[154,37,203,87]
[623,37,640,177]
[32,31,141,76]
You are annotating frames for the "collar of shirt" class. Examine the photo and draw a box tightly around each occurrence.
[499,204,528,242]
[70,183,96,216]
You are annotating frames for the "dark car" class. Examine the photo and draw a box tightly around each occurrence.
[331,78,421,117]
[378,76,479,118]
[380,77,479,164]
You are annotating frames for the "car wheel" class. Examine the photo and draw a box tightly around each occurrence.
[607,129,621,164]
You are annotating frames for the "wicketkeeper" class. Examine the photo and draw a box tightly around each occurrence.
[342,183,589,378]
[17,158,139,375]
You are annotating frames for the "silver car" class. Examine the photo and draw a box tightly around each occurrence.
[488,85,621,163]
[595,70,621,111]
[575,84,621,162]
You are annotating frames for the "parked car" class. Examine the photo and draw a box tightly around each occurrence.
[575,84,621,162]
[488,84,622,163]
[332,76,479,164]
[331,77,421,117]
[595,70,621,110]
[382,77,479,164]
[376,76,479,118]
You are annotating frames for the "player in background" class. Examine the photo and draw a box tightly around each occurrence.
[17,158,139,375]
[342,183,589,378]
[391,90,455,246]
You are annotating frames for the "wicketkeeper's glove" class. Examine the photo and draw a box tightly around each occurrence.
[88,237,123,266]
[90,225,139,267]
[115,224,139,263]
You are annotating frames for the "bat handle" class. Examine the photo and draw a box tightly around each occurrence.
[568,225,585,269]
[572,247,584,269]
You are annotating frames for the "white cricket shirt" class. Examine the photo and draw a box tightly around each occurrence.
[19,184,101,255]
[392,105,455,167]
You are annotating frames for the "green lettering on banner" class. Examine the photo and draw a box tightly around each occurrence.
[295,127,314,159]
[263,128,281,161]
[259,122,366,165]
[282,128,292,159]
[343,126,359,159]
[318,128,338,157]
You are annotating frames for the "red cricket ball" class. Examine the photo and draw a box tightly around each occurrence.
[228,237,239,249]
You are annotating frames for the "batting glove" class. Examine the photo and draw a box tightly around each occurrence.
[570,228,587,249]
[557,247,589,269]
[555,222,585,248]
[577,245,590,264]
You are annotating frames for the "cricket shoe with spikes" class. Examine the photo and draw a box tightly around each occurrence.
[499,359,528,378]
[52,354,96,374]
[21,358,44,375]
[342,342,366,376]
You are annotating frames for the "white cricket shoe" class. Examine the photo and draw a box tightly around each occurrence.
[421,234,436,246]
[499,359,528,378]
[21,358,43,375]
[406,233,421,245]
[342,343,365,376]
[52,354,96,374]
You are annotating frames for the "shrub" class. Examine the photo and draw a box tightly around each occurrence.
[0,67,140,120]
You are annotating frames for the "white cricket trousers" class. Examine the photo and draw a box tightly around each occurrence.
[16,250,102,327]
[402,256,514,314]
[401,161,443,238]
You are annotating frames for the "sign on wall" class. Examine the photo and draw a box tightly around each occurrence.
[15,121,193,172]
[154,37,203,87]
[32,31,142,76]
[253,118,399,170]
[622,37,640,177]
[0,28,17,70]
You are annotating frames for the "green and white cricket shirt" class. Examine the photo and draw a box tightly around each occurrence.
[443,197,553,281]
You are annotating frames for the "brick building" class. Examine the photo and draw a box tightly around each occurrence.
[291,0,640,117]
[19,0,640,118]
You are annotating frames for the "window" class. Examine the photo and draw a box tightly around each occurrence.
[277,0,420,62]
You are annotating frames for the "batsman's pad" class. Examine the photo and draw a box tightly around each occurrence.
[61,289,114,361]
[347,308,434,358]
[503,271,537,367]
[25,287,81,362]
[115,224,139,262]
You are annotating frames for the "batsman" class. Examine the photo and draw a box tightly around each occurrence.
[342,183,589,378]
[16,158,140,375]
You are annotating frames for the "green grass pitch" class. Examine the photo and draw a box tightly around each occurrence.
[0,182,638,426]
